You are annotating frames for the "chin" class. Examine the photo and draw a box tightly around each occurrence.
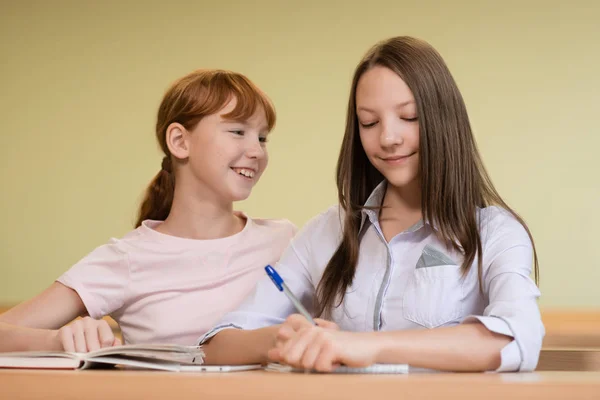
[383,173,419,189]
[228,188,253,202]
[224,175,258,202]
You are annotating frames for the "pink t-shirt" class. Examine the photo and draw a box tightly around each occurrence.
[57,213,296,346]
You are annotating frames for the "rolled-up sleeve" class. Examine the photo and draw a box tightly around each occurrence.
[198,216,320,345]
[462,210,544,372]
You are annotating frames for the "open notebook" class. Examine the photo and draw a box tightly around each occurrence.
[0,344,206,371]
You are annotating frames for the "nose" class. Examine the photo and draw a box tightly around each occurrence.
[245,137,266,159]
[379,121,404,149]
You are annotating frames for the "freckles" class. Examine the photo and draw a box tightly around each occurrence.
[213,146,225,157]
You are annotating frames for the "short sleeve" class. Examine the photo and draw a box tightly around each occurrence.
[57,239,130,319]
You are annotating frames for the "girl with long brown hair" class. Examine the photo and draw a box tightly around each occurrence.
[203,37,543,372]
[0,69,296,352]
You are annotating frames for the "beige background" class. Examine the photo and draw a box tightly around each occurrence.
[0,0,598,308]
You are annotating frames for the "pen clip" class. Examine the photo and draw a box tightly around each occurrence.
[265,265,284,291]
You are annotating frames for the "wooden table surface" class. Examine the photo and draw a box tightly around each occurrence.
[1,369,600,400]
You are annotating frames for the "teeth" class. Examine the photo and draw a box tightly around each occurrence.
[234,168,254,178]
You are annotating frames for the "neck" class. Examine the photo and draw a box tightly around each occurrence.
[156,178,244,240]
[380,179,422,233]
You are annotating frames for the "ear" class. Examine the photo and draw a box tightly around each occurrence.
[165,122,190,160]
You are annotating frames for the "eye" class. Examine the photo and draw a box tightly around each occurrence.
[229,130,244,136]
[402,117,418,122]
[259,136,268,143]
[359,121,378,128]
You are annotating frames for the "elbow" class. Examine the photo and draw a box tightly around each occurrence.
[479,326,513,372]
[507,318,545,372]
[470,315,544,372]
[518,324,544,372]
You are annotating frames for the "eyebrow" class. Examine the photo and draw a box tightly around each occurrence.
[357,100,415,113]
[221,118,248,124]
[258,125,270,133]
[222,119,270,133]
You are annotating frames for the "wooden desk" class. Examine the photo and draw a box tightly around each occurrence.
[1,370,599,400]
[538,348,600,371]
[542,310,600,348]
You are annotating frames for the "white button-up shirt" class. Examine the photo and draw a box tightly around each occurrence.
[200,182,544,372]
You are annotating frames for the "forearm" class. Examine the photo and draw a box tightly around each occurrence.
[202,325,280,365]
[0,322,60,352]
[371,323,511,372]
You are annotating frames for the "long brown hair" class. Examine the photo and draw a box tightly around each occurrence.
[135,69,276,227]
[316,36,539,317]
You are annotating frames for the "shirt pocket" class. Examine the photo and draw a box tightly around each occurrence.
[402,245,464,328]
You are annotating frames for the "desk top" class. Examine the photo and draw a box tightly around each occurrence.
[1,370,599,400]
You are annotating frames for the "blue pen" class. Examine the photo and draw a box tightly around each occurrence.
[265,265,316,325]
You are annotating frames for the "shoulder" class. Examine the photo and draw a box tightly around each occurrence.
[65,224,174,265]
[248,205,343,239]
[58,229,138,288]
[305,205,344,233]
[92,225,154,255]
[249,217,298,238]
[243,217,298,255]
[478,206,531,242]
[71,226,146,267]
[477,206,533,266]
[296,205,343,235]
[240,217,298,262]
[287,205,344,254]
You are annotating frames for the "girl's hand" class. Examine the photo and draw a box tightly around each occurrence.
[268,314,377,372]
[54,316,121,352]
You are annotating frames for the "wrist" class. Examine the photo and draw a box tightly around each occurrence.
[258,325,281,364]
[44,329,62,351]
[355,331,391,364]
[371,331,410,364]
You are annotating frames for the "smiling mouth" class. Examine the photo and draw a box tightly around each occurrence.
[381,152,416,162]
[231,167,256,179]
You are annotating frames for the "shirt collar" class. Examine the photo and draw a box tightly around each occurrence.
[359,180,432,234]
